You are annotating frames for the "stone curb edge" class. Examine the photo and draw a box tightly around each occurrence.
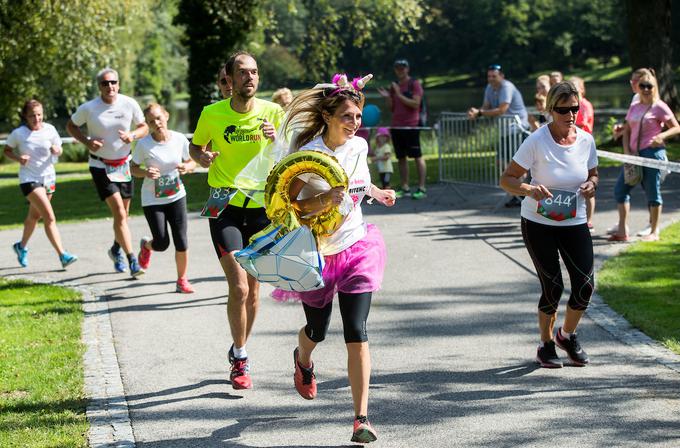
[3,274,136,448]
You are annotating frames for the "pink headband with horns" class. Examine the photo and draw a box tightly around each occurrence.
[314,73,373,96]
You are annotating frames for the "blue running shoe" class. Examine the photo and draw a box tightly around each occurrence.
[13,242,28,267]
[59,252,78,269]
[107,247,127,273]
[129,256,145,278]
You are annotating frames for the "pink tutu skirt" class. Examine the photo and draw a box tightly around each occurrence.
[272,223,386,308]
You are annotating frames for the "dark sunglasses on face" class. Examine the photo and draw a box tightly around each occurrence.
[219,78,229,86]
[553,106,580,115]
[639,83,654,90]
[100,80,118,86]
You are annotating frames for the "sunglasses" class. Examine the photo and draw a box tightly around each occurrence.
[100,80,118,86]
[219,78,229,86]
[553,106,580,115]
[639,83,654,90]
[488,64,502,71]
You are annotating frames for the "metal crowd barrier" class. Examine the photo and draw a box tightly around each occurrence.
[437,112,527,187]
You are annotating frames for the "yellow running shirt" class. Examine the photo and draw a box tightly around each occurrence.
[192,98,284,207]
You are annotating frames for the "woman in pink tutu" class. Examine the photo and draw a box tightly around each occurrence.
[277,74,395,443]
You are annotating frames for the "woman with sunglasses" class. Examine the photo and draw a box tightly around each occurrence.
[609,71,680,242]
[4,99,78,269]
[500,81,598,368]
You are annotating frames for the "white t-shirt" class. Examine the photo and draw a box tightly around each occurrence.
[131,131,190,207]
[6,123,61,184]
[513,125,598,226]
[70,95,144,169]
[296,135,372,255]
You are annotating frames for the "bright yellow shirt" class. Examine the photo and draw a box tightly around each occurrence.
[192,98,284,207]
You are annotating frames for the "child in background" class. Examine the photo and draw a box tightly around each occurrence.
[371,127,394,189]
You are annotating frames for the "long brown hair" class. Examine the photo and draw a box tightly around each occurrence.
[283,87,365,151]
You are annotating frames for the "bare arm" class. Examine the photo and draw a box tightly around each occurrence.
[499,161,552,200]
[622,122,631,154]
[651,117,680,146]
[67,119,103,152]
[189,142,218,168]
[119,123,149,144]
[289,178,344,216]
[3,145,27,164]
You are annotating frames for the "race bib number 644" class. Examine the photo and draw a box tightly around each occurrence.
[536,188,577,222]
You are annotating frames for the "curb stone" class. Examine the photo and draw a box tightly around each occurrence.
[3,274,136,448]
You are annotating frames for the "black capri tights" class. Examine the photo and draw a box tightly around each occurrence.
[303,292,372,344]
[142,197,188,252]
[521,218,594,315]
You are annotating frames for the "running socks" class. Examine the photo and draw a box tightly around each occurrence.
[233,345,247,359]
[559,328,573,339]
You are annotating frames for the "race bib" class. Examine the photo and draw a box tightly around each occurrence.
[536,188,577,222]
[105,161,132,182]
[200,187,236,218]
[45,180,56,195]
[154,174,182,198]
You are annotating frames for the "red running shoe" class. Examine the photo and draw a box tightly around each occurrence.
[138,237,152,270]
[176,277,194,294]
[293,347,316,400]
[230,357,252,390]
[351,415,378,443]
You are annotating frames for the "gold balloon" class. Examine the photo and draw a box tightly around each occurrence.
[250,150,349,243]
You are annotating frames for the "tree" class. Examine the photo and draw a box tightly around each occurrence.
[175,0,261,128]
[626,0,678,111]
[0,0,151,130]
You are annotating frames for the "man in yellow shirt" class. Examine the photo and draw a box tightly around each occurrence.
[190,51,283,390]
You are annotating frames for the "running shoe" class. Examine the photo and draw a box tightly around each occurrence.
[176,277,195,294]
[229,345,252,390]
[555,328,589,366]
[351,415,378,444]
[535,340,563,368]
[59,252,78,268]
[394,187,411,199]
[108,247,127,273]
[293,347,316,400]
[12,242,28,267]
[128,256,145,278]
[636,225,653,237]
[138,237,152,270]
[412,188,427,200]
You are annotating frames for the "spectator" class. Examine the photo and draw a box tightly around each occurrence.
[549,71,563,86]
[467,64,530,207]
[377,59,427,199]
[529,75,551,131]
[272,87,293,109]
[608,71,680,242]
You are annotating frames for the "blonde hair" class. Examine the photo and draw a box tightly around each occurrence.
[282,87,365,151]
[570,76,586,97]
[546,81,580,112]
[632,67,655,81]
[536,75,550,91]
[272,88,293,107]
[637,72,660,102]
[143,102,169,119]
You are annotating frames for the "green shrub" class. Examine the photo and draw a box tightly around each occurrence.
[61,143,88,162]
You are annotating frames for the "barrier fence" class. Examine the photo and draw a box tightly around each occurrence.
[437,112,527,186]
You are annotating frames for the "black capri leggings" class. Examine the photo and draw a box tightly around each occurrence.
[142,197,188,252]
[303,292,372,344]
[521,218,594,315]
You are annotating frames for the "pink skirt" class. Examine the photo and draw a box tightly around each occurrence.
[272,224,386,308]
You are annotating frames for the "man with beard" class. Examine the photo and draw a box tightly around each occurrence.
[190,51,283,390]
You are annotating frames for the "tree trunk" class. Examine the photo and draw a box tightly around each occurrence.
[626,0,679,112]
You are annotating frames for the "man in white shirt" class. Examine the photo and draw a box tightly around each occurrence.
[66,68,148,276]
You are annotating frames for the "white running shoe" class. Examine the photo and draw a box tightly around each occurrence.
[636,225,653,237]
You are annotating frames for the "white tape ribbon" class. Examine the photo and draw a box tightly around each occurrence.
[597,150,680,173]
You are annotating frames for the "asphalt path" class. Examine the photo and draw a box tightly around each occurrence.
[1,166,680,447]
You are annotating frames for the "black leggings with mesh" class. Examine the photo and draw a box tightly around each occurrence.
[303,292,372,344]
[521,218,594,315]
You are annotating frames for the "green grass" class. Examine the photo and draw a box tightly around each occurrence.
[0,278,88,447]
[597,221,680,355]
